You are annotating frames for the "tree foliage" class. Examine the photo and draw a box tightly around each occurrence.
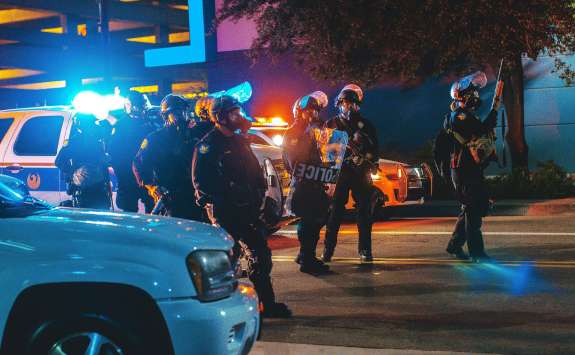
[218,0,575,86]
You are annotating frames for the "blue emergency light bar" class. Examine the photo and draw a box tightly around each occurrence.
[72,90,126,119]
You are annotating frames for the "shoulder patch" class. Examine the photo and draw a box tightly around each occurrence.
[140,138,148,150]
[199,144,210,154]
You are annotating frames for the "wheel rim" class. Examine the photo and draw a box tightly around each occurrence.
[49,332,125,355]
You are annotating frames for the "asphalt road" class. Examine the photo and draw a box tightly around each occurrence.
[257,214,575,354]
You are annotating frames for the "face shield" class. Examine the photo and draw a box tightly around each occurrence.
[341,84,363,103]
[450,71,487,100]
[124,93,150,118]
[337,100,355,119]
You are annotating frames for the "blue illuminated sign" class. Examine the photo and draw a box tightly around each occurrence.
[144,0,206,67]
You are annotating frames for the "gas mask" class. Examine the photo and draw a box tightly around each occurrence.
[223,109,252,134]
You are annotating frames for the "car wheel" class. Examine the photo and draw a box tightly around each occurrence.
[27,315,142,355]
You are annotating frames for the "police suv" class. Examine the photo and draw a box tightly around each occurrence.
[0,106,290,225]
[0,178,259,355]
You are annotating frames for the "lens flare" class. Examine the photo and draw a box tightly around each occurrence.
[72,90,126,119]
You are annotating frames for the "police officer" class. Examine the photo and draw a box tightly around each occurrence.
[56,113,111,209]
[132,94,205,220]
[108,90,154,213]
[283,92,331,274]
[192,95,291,318]
[441,71,499,262]
[322,84,379,263]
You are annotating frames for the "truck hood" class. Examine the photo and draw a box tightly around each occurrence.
[3,207,233,253]
[250,143,282,161]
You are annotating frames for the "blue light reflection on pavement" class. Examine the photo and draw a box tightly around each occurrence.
[455,261,555,296]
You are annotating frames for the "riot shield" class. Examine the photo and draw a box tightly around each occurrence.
[284,127,348,216]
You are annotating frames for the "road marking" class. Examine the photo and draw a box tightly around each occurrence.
[252,341,500,355]
[272,255,575,268]
[277,230,575,237]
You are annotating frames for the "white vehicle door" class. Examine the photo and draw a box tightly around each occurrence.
[0,115,17,176]
[2,112,72,205]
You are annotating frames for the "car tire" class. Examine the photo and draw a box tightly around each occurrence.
[25,315,144,355]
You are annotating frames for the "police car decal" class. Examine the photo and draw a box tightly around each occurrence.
[27,173,41,190]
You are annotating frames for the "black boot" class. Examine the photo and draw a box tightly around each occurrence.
[300,257,330,274]
[261,302,292,318]
[321,247,334,262]
[471,252,492,263]
[359,250,373,263]
[446,244,470,261]
[294,253,303,265]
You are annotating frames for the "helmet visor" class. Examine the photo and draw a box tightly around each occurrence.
[451,71,487,100]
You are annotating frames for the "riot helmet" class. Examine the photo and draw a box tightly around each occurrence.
[210,95,250,132]
[293,91,328,124]
[160,94,190,129]
[72,113,100,138]
[124,90,151,118]
[450,71,487,111]
[335,84,363,107]
[334,86,360,120]
[194,96,215,122]
[342,84,363,103]
[292,97,302,119]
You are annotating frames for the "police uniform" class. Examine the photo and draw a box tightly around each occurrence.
[55,129,111,210]
[444,107,497,259]
[108,113,154,213]
[323,111,379,259]
[283,119,330,272]
[192,128,279,307]
[132,124,207,220]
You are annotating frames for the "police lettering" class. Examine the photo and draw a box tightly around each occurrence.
[294,163,338,183]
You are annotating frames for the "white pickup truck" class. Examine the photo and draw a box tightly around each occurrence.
[0,179,259,354]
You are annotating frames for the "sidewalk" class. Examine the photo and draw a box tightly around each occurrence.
[252,342,499,355]
[383,197,575,217]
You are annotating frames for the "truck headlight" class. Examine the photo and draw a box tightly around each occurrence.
[186,251,237,302]
[272,134,284,146]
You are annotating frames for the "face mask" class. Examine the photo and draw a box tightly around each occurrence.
[224,110,251,133]
[338,106,351,120]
